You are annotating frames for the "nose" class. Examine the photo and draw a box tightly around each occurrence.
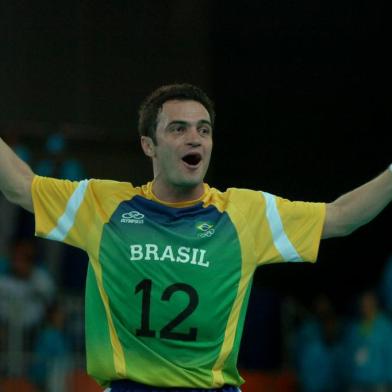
[185,126,202,146]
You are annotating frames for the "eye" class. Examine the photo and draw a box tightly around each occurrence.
[199,127,211,136]
[172,125,186,133]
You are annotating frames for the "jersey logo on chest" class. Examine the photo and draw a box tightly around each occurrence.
[121,210,145,224]
[196,222,215,238]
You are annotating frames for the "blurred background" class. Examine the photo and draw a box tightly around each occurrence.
[0,1,391,391]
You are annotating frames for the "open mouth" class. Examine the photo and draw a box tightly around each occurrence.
[182,153,202,167]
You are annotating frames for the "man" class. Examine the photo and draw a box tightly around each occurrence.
[0,83,391,392]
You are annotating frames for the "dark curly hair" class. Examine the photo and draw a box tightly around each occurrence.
[138,83,215,143]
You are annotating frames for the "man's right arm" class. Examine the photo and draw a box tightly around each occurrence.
[0,137,35,213]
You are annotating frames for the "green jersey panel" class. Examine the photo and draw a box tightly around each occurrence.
[85,263,116,383]
[94,196,245,387]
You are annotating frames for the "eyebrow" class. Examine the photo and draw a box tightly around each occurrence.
[166,120,212,128]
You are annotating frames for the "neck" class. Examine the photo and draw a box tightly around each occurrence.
[152,179,205,203]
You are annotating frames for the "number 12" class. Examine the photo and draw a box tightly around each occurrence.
[135,279,199,342]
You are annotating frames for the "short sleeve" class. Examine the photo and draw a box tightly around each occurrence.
[256,191,326,265]
[32,176,92,250]
[227,188,326,266]
[32,176,135,251]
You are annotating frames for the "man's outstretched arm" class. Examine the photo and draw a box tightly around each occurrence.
[0,137,35,212]
[322,165,392,239]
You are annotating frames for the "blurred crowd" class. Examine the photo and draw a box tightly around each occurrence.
[0,130,88,391]
[238,255,392,392]
[0,131,392,392]
[292,282,392,392]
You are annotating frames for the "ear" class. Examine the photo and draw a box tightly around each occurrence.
[141,136,156,158]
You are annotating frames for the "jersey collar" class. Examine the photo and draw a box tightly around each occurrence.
[142,181,211,208]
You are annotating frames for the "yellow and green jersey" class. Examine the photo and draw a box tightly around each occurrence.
[32,176,325,388]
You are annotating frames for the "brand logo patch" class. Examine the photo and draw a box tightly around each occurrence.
[121,211,144,224]
[196,222,215,238]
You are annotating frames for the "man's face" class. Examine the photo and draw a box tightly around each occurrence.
[144,100,213,190]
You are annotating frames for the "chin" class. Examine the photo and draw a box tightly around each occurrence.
[171,167,208,189]
[180,180,203,188]
[175,176,204,189]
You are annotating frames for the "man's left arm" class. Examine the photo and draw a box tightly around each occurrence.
[322,164,392,239]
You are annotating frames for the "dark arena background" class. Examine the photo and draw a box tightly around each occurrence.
[0,2,390,391]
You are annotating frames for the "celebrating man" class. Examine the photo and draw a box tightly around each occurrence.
[1,84,391,392]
